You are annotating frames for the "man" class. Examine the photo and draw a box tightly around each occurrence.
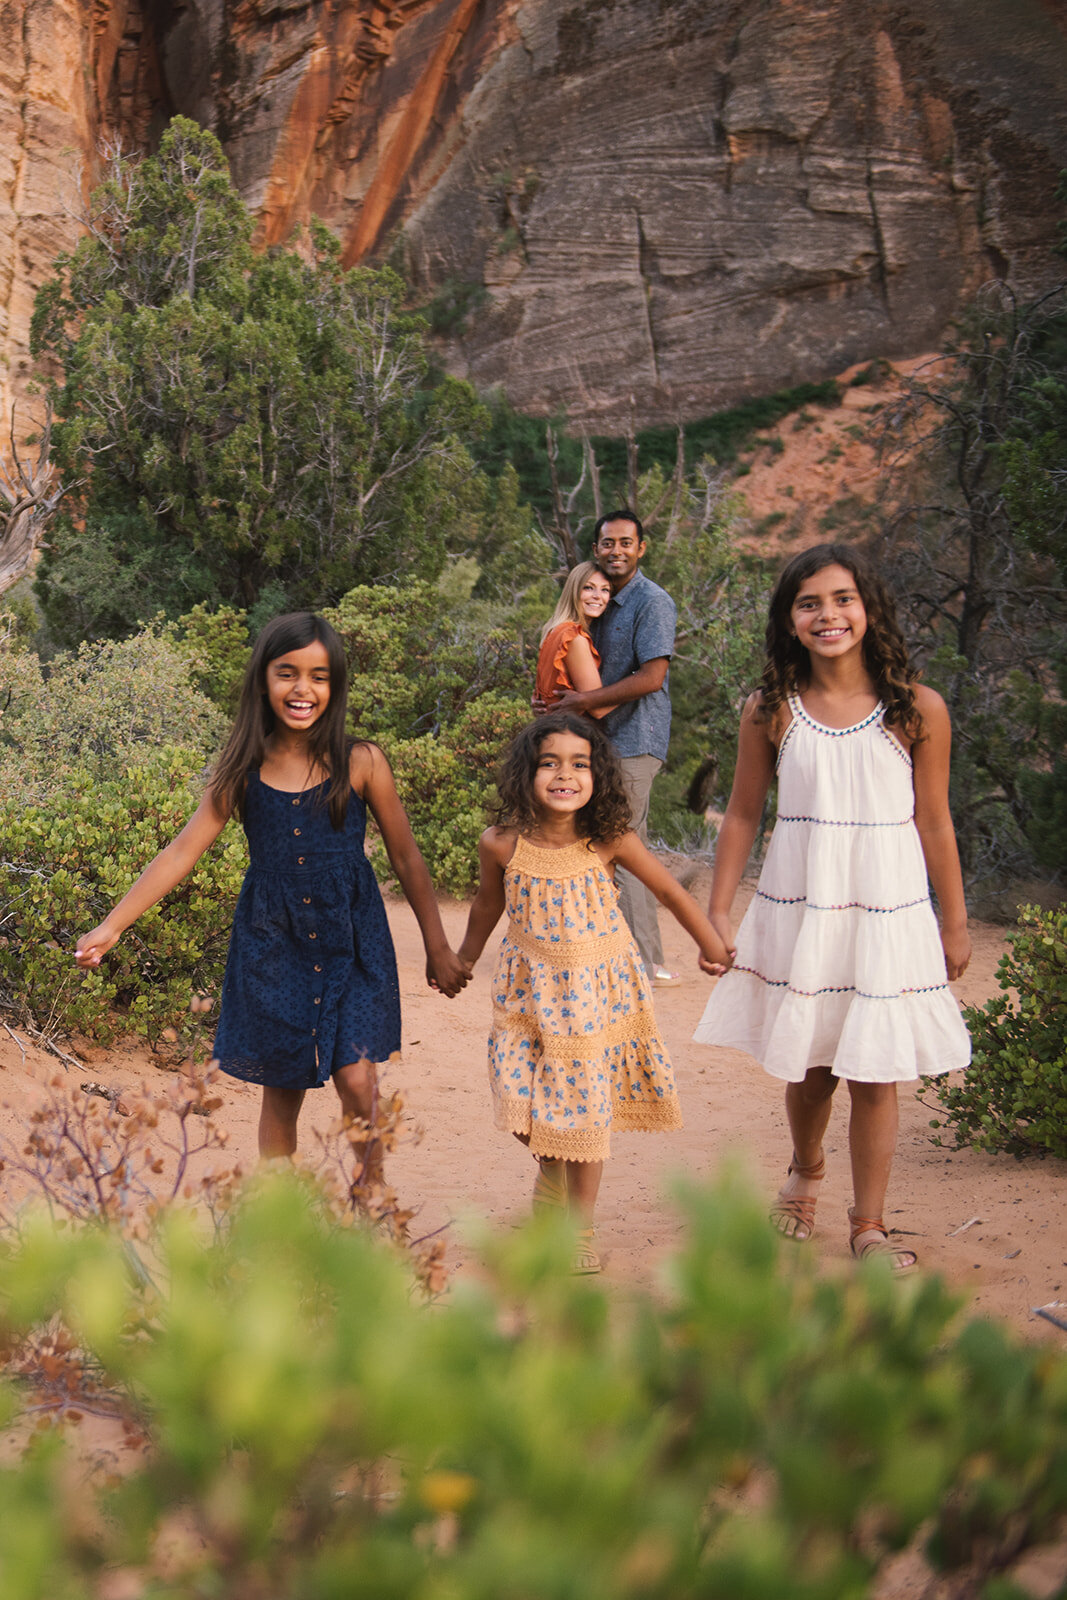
[554,509,678,984]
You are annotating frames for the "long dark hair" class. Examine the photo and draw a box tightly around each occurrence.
[211,613,354,827]
[494,711,632,843]
[759,543,921,738]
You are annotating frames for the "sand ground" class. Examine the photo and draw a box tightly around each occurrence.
[1,875,1064,1345]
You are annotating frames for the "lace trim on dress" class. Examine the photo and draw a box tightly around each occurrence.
[492,1005,661,1053]
[505,925,635,962]
[509,836,604,875]
[493,1095,682,1161]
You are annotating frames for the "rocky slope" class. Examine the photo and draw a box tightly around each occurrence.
[2,0,1065,432]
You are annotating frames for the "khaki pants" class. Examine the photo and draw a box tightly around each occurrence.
[615,755,664,977]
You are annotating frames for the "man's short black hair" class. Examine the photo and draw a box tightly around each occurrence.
[593,508,644,543]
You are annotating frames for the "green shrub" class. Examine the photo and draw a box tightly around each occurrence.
[0,748,247,1044]
[378,694,529,895]
[0,1174,1065,1599]
[927,904,1067,1158]
[0,625,224,803]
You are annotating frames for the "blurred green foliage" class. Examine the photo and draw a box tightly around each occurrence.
[0,1173,1065,1599]
[928,903,1067,1158]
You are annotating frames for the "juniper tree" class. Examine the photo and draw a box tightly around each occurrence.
[31,118,485,641]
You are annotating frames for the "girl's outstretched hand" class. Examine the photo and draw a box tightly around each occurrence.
[75,922,120,969]
[426,946,471,998]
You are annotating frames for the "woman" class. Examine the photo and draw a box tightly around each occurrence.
[535,562,612,715]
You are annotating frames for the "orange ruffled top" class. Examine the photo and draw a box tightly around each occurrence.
[535,621,600,707]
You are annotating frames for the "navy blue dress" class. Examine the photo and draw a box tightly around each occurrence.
[212,770,402,1089]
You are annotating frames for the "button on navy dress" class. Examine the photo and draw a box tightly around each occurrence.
[212,770,401,1089]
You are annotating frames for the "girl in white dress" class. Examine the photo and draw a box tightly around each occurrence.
[694,544,971,1271]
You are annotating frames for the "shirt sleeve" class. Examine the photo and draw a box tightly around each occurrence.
[632,586,676,665]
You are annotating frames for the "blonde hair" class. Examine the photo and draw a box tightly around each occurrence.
[540,560,609,644]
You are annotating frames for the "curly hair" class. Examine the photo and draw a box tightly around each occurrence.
[758,543,922,739]
[494,712,633,843]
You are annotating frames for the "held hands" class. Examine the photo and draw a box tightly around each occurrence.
[75,922,120,969]
[425,945,472,999]
[699,911,736,977]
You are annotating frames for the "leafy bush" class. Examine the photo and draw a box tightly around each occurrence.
[31,118,487,639]
[0,1174,1065,1599]
[927,904,1067,1158]
[376,694,529,895]
[326,581,530,893]
[0,748,247,1045]
[0,625,224,802]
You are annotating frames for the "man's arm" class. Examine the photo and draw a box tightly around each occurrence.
[553,656,668,716]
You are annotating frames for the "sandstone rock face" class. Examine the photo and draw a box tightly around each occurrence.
[398,0,1067,427]
[1,0,1064,434]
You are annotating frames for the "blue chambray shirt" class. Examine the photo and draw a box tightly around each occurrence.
[592,567,676,761]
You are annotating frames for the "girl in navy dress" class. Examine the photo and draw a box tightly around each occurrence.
[76,612,468,1158]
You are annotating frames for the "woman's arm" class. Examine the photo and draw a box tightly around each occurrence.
[75,788,231,967]
[563,632,615,718]
[457,829,513,968]
[705,694,778,958]
[555,656,668,717]
[910,687,971,979]
[605,832,729,973]
[356,744,469,997]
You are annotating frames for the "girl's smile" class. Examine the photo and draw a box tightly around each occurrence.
[265,640,332,730]
[533,732,594,815]
[578,573,611,624]
[791,563,868,657]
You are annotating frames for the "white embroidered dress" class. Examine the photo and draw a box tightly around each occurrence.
[693,694,971,1082]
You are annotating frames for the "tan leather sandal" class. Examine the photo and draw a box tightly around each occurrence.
[769,1151,826,1241]
[848,1208,918,1275]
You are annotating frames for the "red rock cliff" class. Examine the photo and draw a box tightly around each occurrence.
[2,0,1065,430]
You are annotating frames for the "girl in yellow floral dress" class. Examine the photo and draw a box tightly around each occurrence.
[458,711,729,1271]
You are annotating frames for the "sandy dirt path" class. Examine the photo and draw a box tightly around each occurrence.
[1,877,1064,1344]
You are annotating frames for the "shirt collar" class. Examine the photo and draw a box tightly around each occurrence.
[607,567,649,611]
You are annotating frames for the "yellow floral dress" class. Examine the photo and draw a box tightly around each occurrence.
[488,836,682,1162]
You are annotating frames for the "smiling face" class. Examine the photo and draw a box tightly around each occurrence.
[577,571,611,624]
[593,518,645,590]
[264,639,332,732]
[532,731,594,818]
[790,563,868,660]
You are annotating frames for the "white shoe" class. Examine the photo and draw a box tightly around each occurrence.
[653,967,682,988]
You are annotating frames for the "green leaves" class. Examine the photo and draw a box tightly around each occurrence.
[32,118,485,639]
[928,903,1067,1158]
[1,1175,1065,1598]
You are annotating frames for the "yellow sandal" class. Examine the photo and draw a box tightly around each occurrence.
[572,1227,602,1275]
